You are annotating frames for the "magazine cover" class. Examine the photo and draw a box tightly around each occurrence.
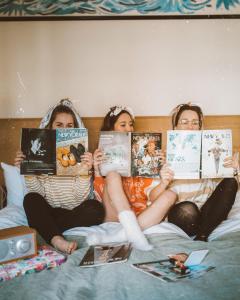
[131,132,162,177]
[99,131,132,177]
[79,243,132,267]
[201,129,233,178]
[21,128,88,176]
[56,128,88,176]
[166,130,202,179]
[21,128,56,175]
[132,260,214,283]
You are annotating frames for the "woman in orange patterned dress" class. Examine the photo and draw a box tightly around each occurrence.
[88,106,175,250]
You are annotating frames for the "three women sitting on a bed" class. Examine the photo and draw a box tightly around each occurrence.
[14,101,239,253]
[14,99,105,254]
[88,103,239,248]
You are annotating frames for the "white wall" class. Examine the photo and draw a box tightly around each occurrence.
[0,19,240,118]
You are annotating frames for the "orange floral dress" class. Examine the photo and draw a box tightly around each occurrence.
[94,176,157,216]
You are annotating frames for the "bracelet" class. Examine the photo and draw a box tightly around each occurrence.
[233,168,239,177]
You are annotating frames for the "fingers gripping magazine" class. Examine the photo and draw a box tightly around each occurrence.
[79,243,132,267]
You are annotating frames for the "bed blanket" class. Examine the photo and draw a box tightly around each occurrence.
[1,231,240,300]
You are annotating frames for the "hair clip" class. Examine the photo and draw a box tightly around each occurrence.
[170,102,202,127]
[109,106,135,119]
[171,102,201,115]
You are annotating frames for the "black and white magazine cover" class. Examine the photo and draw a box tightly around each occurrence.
[20,128,56,175]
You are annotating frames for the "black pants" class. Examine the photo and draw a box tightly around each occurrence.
[23,193,105,243]
[168,178,238,239]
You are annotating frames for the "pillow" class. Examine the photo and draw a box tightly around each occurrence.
[0,204,28,229]
[1,162,27,207]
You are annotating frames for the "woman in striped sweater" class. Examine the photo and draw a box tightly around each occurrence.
[149,103,239,241]
[14,99,105,254]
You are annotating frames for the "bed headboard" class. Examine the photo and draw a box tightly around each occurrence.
[0,115,239,185]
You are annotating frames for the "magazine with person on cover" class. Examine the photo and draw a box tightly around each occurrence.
[98,131,162,177]
[79,243,132,267]
[20,128,88,176]
[201,129,233,178]
[166,129,233,179]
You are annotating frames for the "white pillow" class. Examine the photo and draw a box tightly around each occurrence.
[0,204,28,229]
[1,162,27,207]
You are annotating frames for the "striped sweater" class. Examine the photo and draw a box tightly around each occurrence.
[169,178,222,208]
[24,175,91,210]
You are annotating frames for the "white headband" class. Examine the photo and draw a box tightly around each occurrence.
[39,98,85,129]
[109,106,135,119]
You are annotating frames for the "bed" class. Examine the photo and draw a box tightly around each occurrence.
[1,195,240,300]
[0,162,240,299]
[1,225,240,300]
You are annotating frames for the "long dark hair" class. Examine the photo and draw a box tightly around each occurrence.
[101,106,134,131]
[171,103,203,129]
[48,105,78,129]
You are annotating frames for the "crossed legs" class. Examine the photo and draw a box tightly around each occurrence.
[88,172,176,250]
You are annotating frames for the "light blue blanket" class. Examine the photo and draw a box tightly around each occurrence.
[1,231,240,300]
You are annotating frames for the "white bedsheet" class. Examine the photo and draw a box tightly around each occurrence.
[1,191,240,241]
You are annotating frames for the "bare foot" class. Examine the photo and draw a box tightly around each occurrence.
[51,236,78,254]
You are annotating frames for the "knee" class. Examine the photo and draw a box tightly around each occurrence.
[168,201,200,236]
[105,171,122,185]
[169,201,199,215]
[79,200,105,224]
[23,192,44,211]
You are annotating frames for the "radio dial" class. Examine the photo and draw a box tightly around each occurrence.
[16,239,31,253]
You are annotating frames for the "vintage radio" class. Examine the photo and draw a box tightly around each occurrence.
[0,226,37,264]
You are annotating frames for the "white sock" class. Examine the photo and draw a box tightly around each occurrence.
[87,227,127,246]
[118,210,153,251]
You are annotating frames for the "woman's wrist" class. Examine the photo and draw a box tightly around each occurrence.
[233,168,239,176]
[160,178,172,189]
[94,171,101,177]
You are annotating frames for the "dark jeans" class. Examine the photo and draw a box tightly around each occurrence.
[23,192,105,243]
[168,178,238,239]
